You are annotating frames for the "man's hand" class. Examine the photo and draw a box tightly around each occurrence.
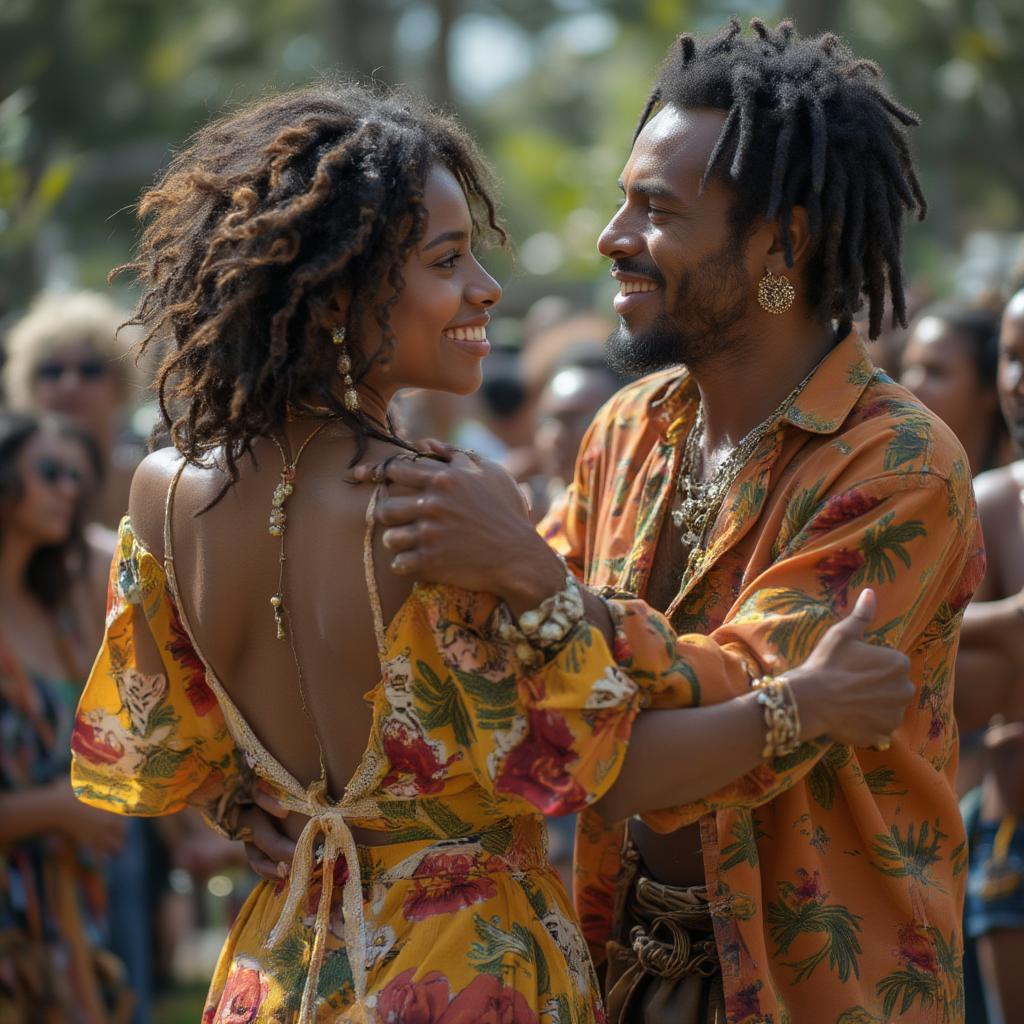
[353,450,566,615]
[789,588,915,748]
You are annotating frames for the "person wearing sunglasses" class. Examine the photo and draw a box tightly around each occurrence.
[0,410,132,1022]
[3,290,145,533]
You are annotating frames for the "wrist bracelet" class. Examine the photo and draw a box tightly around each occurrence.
[497,562,585,666]
[752,675,802,759]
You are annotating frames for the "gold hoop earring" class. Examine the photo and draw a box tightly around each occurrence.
[332,327,360,413]
[757,268,796,314]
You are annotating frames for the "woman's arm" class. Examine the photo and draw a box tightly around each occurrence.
[0,776,125,854]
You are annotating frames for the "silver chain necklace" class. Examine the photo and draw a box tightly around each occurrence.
[671,359,821,577]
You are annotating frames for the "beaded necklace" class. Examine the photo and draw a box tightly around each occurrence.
[267,420,335,640]
[672,358,820,579]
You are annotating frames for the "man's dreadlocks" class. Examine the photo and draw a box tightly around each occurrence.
[636,18,925,339]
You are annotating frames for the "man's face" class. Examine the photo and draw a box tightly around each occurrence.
[998,295,1024,455]
[597,105,757,375]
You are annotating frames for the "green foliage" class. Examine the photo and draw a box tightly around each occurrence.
[731,478,767,522]
[762,588,836,661]
[420,797,473,838]
[767,888,864,984]
[852,513,927,587]
[806,745,853,811]
[875,927,963,1023]
[774,478,826,556]
[882,421,932,473]
[870,819,948,888]
[862,765,907,797]
[268,930,311,1012]
[469,914,551,995]
[3,0,1023,321]
[138,744,191,780]
[720,810,767,871]
[315,948,354,1001]
[877,966,939,1019]
[453,667,518,732]
[414,660,475,747]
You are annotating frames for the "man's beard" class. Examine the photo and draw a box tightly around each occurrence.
[606,237,752,376]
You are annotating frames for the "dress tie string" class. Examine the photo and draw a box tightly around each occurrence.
[266,780,371,1024]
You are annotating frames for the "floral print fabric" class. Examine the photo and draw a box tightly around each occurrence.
[71,516,644,1022]
[544,330,986,1024]
[1,666,129,1021]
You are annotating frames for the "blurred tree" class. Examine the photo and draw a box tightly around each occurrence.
[784,0,842,36]
[0,0,1021,323]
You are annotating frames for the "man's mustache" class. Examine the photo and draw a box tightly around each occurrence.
[612,261,665,287]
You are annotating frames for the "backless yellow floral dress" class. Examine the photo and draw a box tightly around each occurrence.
[71,469,645,1024]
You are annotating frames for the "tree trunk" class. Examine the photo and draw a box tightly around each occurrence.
[325,0,396,81]
[423,0,457,108]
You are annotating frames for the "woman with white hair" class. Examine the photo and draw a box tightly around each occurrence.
[3,291,145,532]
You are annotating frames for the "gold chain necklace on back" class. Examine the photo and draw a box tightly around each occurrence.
[268,419,336,639]
[672,358,821,579]
[266,417,339,789]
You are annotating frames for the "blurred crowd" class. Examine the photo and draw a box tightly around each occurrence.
[0,252,1023,1020]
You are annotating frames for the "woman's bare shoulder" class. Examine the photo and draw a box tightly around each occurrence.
[127,447,185,558]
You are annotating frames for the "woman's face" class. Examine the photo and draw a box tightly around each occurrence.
[31,341,119,442]
[6,430,82,547]
[899,316,991,439]
[363,165,502,399]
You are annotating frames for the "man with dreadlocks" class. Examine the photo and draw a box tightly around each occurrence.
[358,19,985,1024]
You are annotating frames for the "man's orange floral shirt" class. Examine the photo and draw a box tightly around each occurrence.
[542,330,985,1024]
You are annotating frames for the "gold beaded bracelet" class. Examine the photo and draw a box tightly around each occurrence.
[752,675,802,760]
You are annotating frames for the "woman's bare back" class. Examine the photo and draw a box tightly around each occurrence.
[129,426,416,830]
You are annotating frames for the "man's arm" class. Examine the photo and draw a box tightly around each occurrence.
[951,463,1024,730]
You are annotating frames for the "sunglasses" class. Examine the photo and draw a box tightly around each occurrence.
[33,457,83,488]
[35,359,108,382]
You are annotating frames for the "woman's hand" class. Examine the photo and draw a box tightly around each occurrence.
[789,588,915,748]
[237,786,296,882]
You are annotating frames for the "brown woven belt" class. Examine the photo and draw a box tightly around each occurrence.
[604,837,725,1024]
[627,876,720,981]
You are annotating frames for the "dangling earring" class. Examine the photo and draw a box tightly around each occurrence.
[757,268,796,314]
[332,326,360,413]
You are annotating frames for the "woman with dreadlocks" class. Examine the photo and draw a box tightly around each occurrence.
[68,80,913,1023]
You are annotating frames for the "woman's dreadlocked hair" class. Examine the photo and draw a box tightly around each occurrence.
[113,81,505,484]
[635,18,925,339]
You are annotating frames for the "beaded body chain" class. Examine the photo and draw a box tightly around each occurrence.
[268,421,334,640]
[266,420,339,791]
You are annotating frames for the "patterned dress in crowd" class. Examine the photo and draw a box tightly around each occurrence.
[0,641,130,1023]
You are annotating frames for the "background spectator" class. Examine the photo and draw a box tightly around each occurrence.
[3,292,144,534]
[0,410,130,1023]
[900,302,1011,478]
